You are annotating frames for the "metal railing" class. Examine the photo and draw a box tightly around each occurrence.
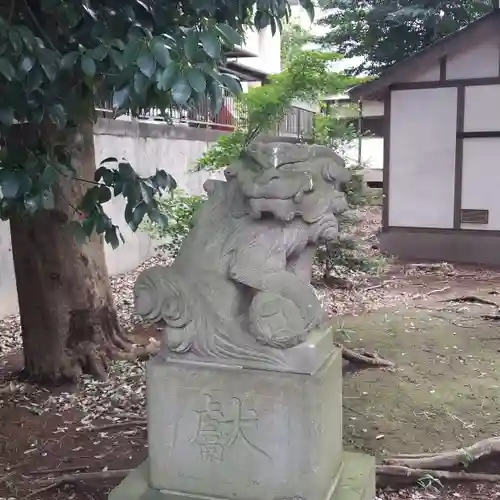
[95,96,315,140]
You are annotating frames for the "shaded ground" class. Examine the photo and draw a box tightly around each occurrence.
[339,291,500,458]
[2,206,500,499]
[338,288,500,499]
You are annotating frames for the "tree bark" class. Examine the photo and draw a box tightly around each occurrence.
[9,120,129,384]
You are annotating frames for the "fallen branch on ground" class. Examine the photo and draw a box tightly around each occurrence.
[91,420,147,432]
[405,263,454,274]
[426,286,451,296]
[383,436,500,469]
[443,296,498,307]
[363,283,387,292]
[26,469,131,498]
[336,344,394,367]
[376,465,500,484]
[31,465,91,475]
[411,287,451,300]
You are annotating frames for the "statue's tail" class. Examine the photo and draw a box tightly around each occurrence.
[134,266,288,367]
[134,266,194,352]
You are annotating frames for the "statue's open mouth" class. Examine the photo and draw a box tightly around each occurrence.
[249,198,296,221]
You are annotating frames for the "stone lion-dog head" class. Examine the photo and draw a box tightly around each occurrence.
[223,142,350,240]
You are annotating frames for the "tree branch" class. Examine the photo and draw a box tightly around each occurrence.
[8,0,15,23]
[26,469,131,498]
[22,0,61,54]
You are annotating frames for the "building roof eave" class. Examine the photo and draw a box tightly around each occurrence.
[222,61,271,82]
[348,10,500,101]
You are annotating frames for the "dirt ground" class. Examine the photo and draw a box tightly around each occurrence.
[340,294,500,459]
[2,207,500,499]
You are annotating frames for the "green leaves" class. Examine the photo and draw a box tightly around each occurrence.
[157,65,177,91]
[184,31,199,61]
[141,189,204,258]
[48,104,67,129]
[0,108,14,126]
[0,170,22,199]
[171,77,192,106]
[137,52,156,78]
[218,73,242,95]
[38,48,59,81]
[199,31,221,59]
[0,0,297,245]
[81,157,177,244]
[187,68,206,93]
[113,86,130,109]
[61,52,79,70]
[0,57,15,81]
[298,0,315,21]
[255,11,272,30]
[318,0,490,75]
[215,24,243,46]
[151,39,171,67]
[19,56,35,74]
[81,55,96,77]
[198,49,347,172]
[134,71,149,95]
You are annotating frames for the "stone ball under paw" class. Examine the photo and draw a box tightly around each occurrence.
[249,292,306,348]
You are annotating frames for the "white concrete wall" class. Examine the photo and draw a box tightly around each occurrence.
[236,26,281,75]
[447,38,500,80]
[0,119,224,319]
[388,88,457,228]
[93,120,221,276]
[462,138,500,231]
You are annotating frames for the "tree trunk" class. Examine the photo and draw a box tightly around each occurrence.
[9,121,129,384]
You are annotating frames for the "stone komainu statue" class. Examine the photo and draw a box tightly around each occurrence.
[134,142,351,370]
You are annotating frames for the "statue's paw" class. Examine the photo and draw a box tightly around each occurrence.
[249,292,307,348]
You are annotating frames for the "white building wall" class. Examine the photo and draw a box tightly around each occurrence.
[388,88,457,228]
[464,84,500,132]
[461,83,500,231]
[410,64,441,82]
[236,26,281,75]
[362,100,384,117]
[462,138,500,231]
[447,38,500,80]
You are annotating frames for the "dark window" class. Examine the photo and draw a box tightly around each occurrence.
[360,116,384,137]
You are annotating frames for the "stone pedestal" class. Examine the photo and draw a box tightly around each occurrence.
[109,347,375,500]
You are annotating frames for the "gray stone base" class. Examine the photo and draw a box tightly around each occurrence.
[108,452,375,500]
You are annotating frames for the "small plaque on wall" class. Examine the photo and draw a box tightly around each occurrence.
[460,209,489,224]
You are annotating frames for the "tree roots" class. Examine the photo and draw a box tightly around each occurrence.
[376,465,500,484]
[383,437,500,469]
[336,343,395,367]
[377,437,500,486]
